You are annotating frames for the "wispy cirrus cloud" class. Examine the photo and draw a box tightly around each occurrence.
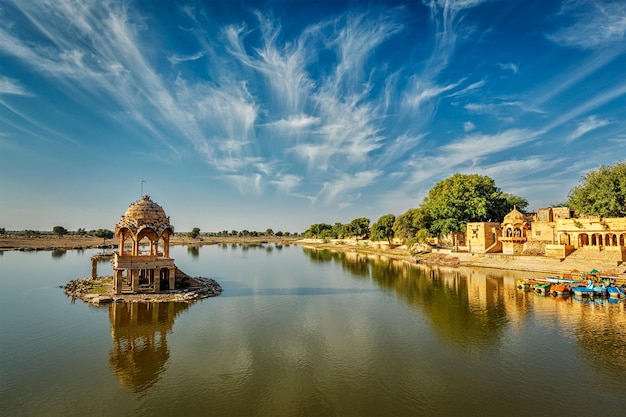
[568,115,609,141]
[167,51,206,65]
[547,0,626,49]
[0,75,32,96]
[498,62,518,74]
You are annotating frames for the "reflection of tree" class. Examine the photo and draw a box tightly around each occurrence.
[51,249,67,258]
[108,302,190,394]
[302,248,335,263]
[305,248,508,349]
[573,309,626,386]
[302,248,371,277]
[187,246,199,258]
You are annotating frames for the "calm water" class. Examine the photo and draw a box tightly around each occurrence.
[1,244,625,417]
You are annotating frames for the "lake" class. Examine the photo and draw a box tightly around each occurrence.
[1,244,624,416]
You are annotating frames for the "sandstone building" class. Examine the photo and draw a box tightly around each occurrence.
[466,207,626,263]
[112,195,177,295]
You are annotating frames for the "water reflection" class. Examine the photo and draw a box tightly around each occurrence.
[571,301,626,386]
[51,248,67,258]
[187,246,199,258]
[107,302,190,394]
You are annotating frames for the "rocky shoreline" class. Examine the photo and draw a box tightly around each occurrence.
[63,276,222,304]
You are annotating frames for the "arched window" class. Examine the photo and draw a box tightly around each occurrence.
[579,234,589,247]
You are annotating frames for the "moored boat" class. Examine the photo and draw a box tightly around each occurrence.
[534,282,552,296]
[550,283,571,297]
[517,279,532,291]
[571,283,594,298]
[607,285,625,298]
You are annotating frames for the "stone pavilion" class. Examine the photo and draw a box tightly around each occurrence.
[112,195,176,295]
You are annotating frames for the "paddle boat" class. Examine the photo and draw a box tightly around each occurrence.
[571,280,595,298]
[607,285,625,298]
[516,279,532,291]
[533,282,552,296]
[550,283,571,297]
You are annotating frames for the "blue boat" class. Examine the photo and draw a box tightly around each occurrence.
[607,285,625,298]
[571,281,595,298]
[571,280,607,298]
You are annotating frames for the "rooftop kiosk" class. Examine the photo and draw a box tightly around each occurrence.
[112,195,176,295]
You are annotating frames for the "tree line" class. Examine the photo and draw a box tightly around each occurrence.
[2,161,623,243]
[303,161,626,246]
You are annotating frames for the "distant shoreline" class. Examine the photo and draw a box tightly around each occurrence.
[2,235,624,279]
[0,235,301,250]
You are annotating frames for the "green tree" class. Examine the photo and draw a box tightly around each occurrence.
[567,161,626,217]
[329,222,345,239]
[93,229,114,244]
[423,173,521,236]
[502,193,529,211]
[370,214,396,244]
[187,227,201,238]
[346,217,370,241]
[304,223,332,239]
[52,226,68,237]
[265,228,275,236]
[393,207,430,243]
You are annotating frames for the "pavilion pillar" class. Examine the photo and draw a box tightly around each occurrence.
[114,270,123,295]
[168,267,175,291]
[91,258,98,279]
[131,269,139,293]
[154,268,161,292]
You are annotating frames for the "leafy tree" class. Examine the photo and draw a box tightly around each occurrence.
[393,207,430,243]
[304,223,332,239]
[345,217,370,241]
[265,228,275,236]
[370,214,396,244]
[93,229,114,244]
[0,227,5,235]
[52,226,68,237]
[567,161,626,217]
[422,173,521,236]
[330,222,345,239]
[502,193,528,211]
[275,231,283,237]
[187,227,201,238]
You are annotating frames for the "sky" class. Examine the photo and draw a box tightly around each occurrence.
[1,0,625,233]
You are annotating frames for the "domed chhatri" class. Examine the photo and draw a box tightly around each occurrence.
[112,195,176,295]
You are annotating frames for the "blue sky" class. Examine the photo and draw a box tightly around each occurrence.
[1,0,625,233]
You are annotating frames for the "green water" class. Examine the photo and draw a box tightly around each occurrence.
[1,245,624,416]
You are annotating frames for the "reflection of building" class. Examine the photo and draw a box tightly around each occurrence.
[466,206,626,263]
[108,302,189,393]
[112,195,176,294]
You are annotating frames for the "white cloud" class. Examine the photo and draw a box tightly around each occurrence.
[320,170,382,204]
[167,51,206,65]
[269,114,320,130]
[0,75,31,96]
[463,121,475,132]
[269,174,302,193]
[498,62,518,74]
[547,1,626,49]
[405,80,462,108]
[568,115,609,141]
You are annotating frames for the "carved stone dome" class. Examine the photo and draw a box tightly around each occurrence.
[503,206,526,224]
[116,195,173,236]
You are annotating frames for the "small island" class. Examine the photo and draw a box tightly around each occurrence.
[63,195,222,304]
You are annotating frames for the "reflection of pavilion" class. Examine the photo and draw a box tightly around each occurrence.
[108,302,189,393]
